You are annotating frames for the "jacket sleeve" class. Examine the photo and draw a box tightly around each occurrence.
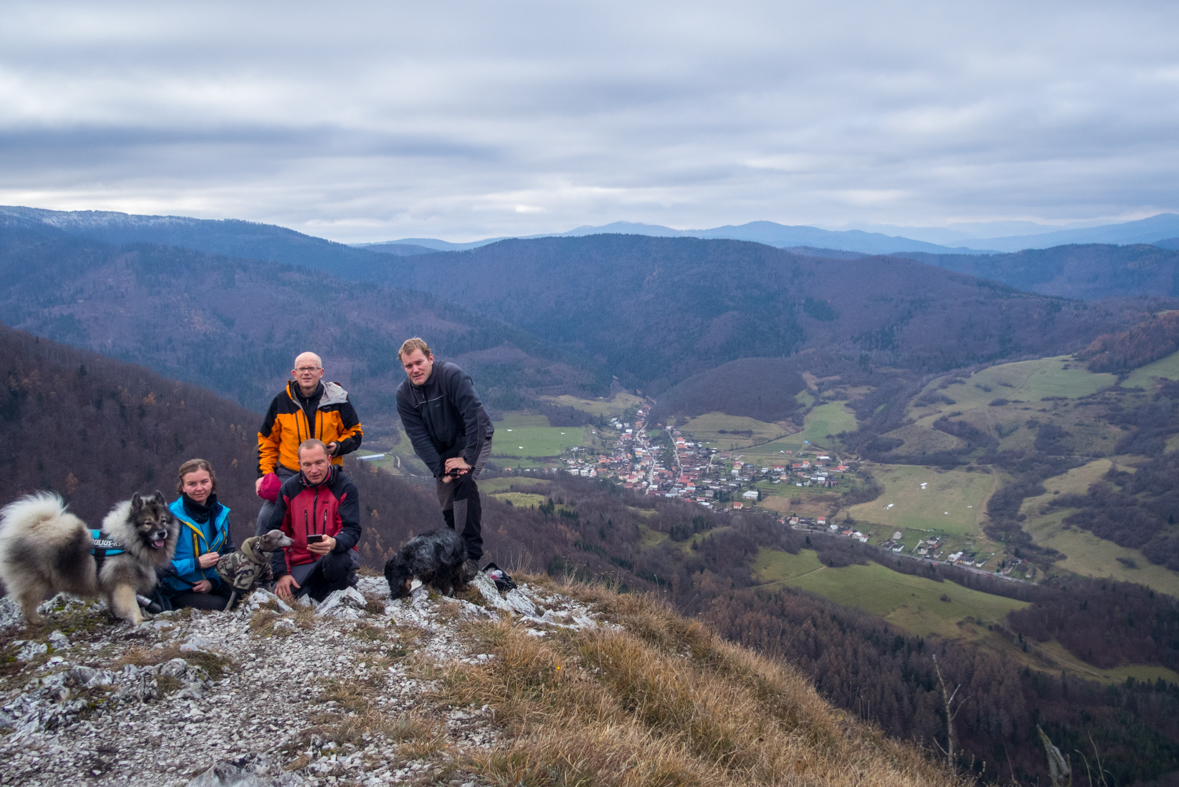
[333,399,363,456]
[257,395,283,476]
[332,477,362,553]
[268,492,292,578]
[397,385,444,477]
[451,367,492,467]
[171,554,199,579]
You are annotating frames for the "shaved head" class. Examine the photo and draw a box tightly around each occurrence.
[295,352,323,370]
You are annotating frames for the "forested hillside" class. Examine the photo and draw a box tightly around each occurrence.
[898,243,1179,300]
[354,235,1156,396]
[0,225,608,441]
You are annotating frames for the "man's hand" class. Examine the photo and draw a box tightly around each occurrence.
[255,477,265,495]
[444,457,471,474]
[198,553,220,569]
[275,574,300,601]
[307,535,337,555]
[327,441,339,456]
[193,580,212,593]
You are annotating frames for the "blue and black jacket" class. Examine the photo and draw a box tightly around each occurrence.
[161,496,235,594]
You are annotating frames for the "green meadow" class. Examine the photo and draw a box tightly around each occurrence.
[877,355,1121,457]
[539,392,647,419]
[739,401,859,456]
[1019,458,1179,597]
[932,356,1116,408]
[491,413,593,467]
[845,465,999,537]
[678,412,788,449]
[752,548,1027,639]
[478,477,553,493]
[1122,349,1179,390]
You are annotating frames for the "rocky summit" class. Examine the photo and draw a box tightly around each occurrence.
[0,573,601,787]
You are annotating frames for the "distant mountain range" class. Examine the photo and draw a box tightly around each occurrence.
[362,213,1179,256]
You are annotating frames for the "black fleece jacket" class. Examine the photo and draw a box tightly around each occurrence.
[395,360,494,477]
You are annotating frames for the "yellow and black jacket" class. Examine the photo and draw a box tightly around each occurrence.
[257,380,363,475]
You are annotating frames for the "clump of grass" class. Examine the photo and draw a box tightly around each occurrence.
[441,593,965,787]
[249,608,287,637]
[115,645,232,681]
[350,622,387,642]
[155,674,183,694]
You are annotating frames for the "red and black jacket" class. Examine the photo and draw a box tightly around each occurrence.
[268,465,361,577]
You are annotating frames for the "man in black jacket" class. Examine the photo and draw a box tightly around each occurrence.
[395,338,494,572]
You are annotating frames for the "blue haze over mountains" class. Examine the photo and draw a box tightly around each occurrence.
[364,213,1179,256]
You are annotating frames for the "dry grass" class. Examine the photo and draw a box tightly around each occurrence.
[441,578,965,787]
[114,645,232,681]
[282,675,446,758]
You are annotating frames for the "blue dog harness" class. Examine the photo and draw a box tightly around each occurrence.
[89,529,125,572]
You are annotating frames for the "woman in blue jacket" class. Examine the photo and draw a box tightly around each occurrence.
[161,458,237,610]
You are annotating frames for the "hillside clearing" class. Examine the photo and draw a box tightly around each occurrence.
[540,392,646,419]
[677,413,787,449]
[490,412,593,467]
[1019,458,1179,596]
[1122,349,1179,390]
[846,465,998,536]
[752,548,1027,639]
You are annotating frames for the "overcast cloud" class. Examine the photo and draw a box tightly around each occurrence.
[1,1,1177,241]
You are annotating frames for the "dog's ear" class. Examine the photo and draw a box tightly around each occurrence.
[131,492,143,509]
[152,491,166,505]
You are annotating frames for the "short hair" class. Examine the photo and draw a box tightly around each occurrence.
[298,438,329,459]
[398,337,432,360]
[294,352,323,369]
[177,458,217,495]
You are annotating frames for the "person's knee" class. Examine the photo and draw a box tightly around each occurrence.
[320,551,353,584]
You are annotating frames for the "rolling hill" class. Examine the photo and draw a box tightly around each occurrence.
[897,243,1179,300]
[0,225,608,444]
[352,234,1154,396]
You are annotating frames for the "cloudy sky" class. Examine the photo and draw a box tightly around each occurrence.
[2,1,1178,242]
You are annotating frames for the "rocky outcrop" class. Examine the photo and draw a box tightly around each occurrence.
[0,574,599,786]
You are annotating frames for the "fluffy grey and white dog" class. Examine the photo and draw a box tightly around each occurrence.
[216,528,294,608]
[0,491,180,625]
[384,528,473,600]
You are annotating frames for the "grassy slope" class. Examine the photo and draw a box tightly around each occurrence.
[677,412,788,449]
[845,465,999,536]
[752,548,1027,638]
[1019,458,1179,596]
[1123,348,1179,390]
[749,548,1179,683]
[886,356,1119,455]
[491,413,596,468]
[740,401,859,456]
[540,392,646,418]
[443,576,963,787]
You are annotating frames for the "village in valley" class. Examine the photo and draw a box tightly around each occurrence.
[547,403,1012,577]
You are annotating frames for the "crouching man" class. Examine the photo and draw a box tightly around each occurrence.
[270,439,362,602]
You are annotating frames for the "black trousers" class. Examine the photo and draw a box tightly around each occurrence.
[169,582,234,611]
[440,472,484,562]
[435,436,492,562]
[289,551,359,602]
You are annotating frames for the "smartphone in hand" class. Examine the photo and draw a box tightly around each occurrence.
[307,534,324,543]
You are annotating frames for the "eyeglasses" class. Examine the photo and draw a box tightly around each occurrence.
[294,367,322,373]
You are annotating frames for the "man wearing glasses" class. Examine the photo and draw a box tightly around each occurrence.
[254,352,364,536]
